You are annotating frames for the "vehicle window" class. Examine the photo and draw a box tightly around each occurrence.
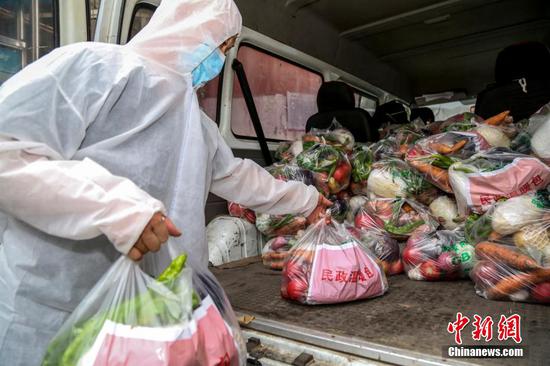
[231,45,323,141]
[128,4,154,41]
[0,0,58,84]
[353,92,377,115]
[427,101,476,121]
[86,0,100,41]
[127,3,219,122]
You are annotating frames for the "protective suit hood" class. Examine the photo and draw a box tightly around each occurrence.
[127,0,242,75]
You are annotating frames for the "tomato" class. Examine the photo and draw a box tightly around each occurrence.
[402,246,424,267]
[389,260,404,275]
[332,162,351,183]
[531,282,550,303]
[419,261,442,281]
[354,212,380,230]
[286,279,308,301]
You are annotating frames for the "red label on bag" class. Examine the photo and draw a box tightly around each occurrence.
[464,158,550,212]
[82,296,239,366]
[306,241,386,304]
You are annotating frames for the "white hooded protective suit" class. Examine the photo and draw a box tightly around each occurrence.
[0,0,319,364]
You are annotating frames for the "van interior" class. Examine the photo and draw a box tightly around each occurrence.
[0,1,549,365]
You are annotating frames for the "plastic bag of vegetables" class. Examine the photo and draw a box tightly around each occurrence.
[281,217,388,305]
[429,196,462,230]
[261,235,300,270]
[526,102,550,164]
[256,213,307,237]
[347,225,404,276]
[42,254,244,366]
[366,159,436,200]
[405,131,490,192]
[296,144,352,194]
[403,225,476,281]
[465,189,550,266]
[449,149,550,214]
[302,121,355,152]
[265,163,315,186]
[227,201,256,224]
[354,197,439,239]
[349,144,373,195]
[470,242,550,303]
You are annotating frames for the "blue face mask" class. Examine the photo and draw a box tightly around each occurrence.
[192,48,226,89]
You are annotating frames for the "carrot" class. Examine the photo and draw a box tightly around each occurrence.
[484,110,510,126]
[487,272,538,299]
[270,260,285,270]
[409,160,453,192]
[398,144,409,156]
[429,139,468,155]
[265,251,290,260]
[475,242,540,271]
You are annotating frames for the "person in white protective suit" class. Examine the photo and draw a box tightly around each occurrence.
[0,0,330,364]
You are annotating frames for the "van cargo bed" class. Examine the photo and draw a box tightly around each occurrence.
[212,258,549,366]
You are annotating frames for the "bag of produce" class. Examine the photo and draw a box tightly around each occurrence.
[366,159,436,202]
[347,225,404,276]
[526,102,550,164]
[449,149,550,214]
[403,225,476,281]
[429,196,463,230]
[281,218,388,305]
[227,201,256,224]
[471,242,550,303]
[261,235,300,270]
[274,140,304,163]
[349,144,373,195]
[296,144,352,194]
[256,213,307,237]
[354,197,439,239]
[302,121,355,152]
[42,254,244,366]
[406,131,490,192]
[465,189,550,266]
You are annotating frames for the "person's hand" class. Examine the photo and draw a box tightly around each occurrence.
[306,195,333,225]
[128,212,182,261]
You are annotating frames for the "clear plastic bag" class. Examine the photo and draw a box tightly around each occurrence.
[465,189,550,267]
[429,195,463,230]
[349,144,373,195]
[296,144,352,194]
[302,120,355,152]
[403,226,475,281]
[353,197,439,239]
[347,225,404,276]
[42,255,245,366]
[526,102,550,164]
[227,201,256,224]
[255,213,307,237]
[405,131,490,193]
[261,235,300,270]
[471,242,550,303]
[449,149,550,214]
[281,218,388,305]
[366,159,436,201]
[265,163,315,187]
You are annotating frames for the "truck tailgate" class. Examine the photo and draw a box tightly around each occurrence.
[212,258,549,366]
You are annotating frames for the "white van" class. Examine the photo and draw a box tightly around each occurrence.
[1,1,548,365]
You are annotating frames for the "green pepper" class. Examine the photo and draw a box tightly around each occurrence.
[384,220,425,235]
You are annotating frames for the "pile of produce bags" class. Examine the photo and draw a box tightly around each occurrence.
[226,104,550,304]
